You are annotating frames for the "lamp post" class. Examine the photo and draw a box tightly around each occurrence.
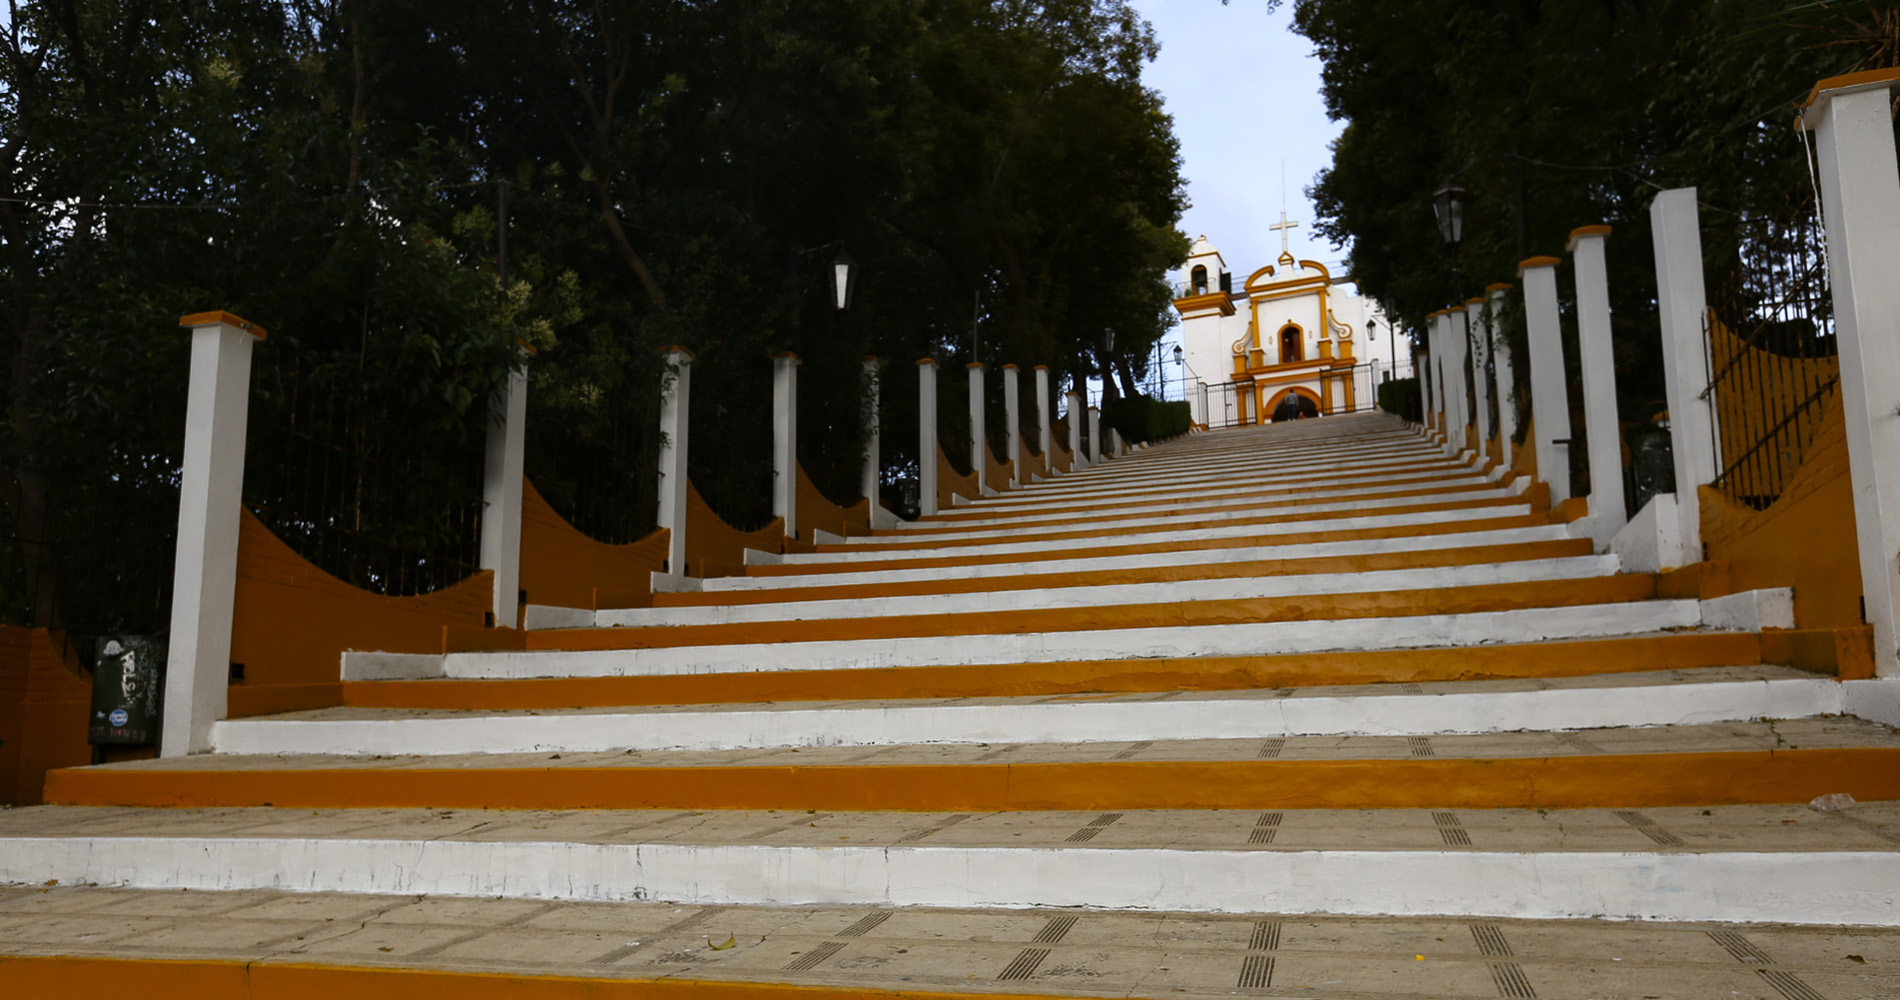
[1172,344,1183,401]
[831,249,857,311]
[1432,179,1468,298]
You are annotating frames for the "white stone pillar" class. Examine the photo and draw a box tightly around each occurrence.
[655,346,694,580]
[860,356,880,504]
[1485,284,1519,472]
[1088,406,1102,465]
[1034,366,1054,471]
[1466,297,1493,458]
[1569,225,1627,542]
[479,347,529,629]
[772,352,800,540]
[918,359,939,517]
[966,362,987,495]
[1649,187,1720,563]
[1802,68,1900,676]
[1428,311,1450,443]
[1447,306,1473,456]
[1067,389,1086,469]
[1196,381,1209,430]
[1518,257,1573,503]
[161,311,265,757]
[1002,364,1022,488]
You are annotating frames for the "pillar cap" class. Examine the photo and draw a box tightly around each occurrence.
[1426,308,1449,319]
[1002,363,1019,370]
[773,351,802,363]
[916,357,937,366]
[1516,255,1562,275]
[1799,66,1900,129]
[1033,364,1049,370]
[658,344,696,359]
[862,354,879,362]
[1485,282,1515,292]
[966,362,985,369]
[516,338,539,356]
[1465,297,1485,306]
[1566,224,1612,251]
[179,311,266,339]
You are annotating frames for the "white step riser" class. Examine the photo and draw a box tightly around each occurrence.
[780,504,1534,565]
[5,838,1892,925]
[703,524,1578,592]
[212,677,1843,756]
[984,451,1464,505]
[992,440,1448,489]
[354,601,1706,681]
[871,487,1516,545]
[593,557,1620,629]
[892,473,1494,528]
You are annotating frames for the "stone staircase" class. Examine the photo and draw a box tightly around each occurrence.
[5,412,1899,998]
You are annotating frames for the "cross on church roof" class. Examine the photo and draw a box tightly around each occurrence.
[1269,211,1300,255]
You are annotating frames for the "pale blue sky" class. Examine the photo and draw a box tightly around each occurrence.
[1139,0,1347,274]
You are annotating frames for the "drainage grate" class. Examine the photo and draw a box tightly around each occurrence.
[1408,736,1435,757]
[997,948,1051,981]
[1248,812,1283,845]
[1616,810,1686,847]
[837,912,891,938]
[1707,930,1774,964]
[1401,683,1426,695]
[894,813,971,844]
[1470,923,1512,957]
[1112,741,1154,760]
[1247,920,1281,952]
[1758,969,1826,1000]
[1434,811,1473,846]
[1257,738,1286,759]
[782,940,846,972]
[1236,954,1275,989]
[1489,960,1537,998]
[1065,813,1124,843]
[1031,914,1078,943]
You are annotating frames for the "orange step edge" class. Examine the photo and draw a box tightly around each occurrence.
[521,575,1663,653]
[43,749,1900,812]
[2,956,1068,1000]
[345,632,1765,711]
[652,539,1595,608]
[744,515,1553,576]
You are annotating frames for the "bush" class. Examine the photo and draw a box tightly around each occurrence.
[1103,394,1193,444]
[1376,377,1422,423]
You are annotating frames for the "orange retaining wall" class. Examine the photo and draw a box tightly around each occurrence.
[0,626,90,805]
[935,444,979,510]
[519,478,667,609]
[1699,393,1863,630]
[983,442,1014,491]
[794,465,871,542]
[1047,413,1074,474]
[684,481,785,577]
[227,508,492,717]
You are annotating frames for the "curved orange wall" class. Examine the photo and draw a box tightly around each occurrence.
[983,442,1014,491]
[795,465,871,541]
[227,508,491,717]
[0,626,90,804]
[936,444,979,510]
[519,478,667,609]
[684,481,785,577]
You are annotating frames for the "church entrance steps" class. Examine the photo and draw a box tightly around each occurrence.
[37,719,1900,815]
[914,467,1496,523]
[770,504,1536,566]
[935,452,1473,509]
[741,514,1558,577]
[632,538,1592,609]
[208,667,1837,757]
[360,598,1734,682]
[697,529,1584,595]
[574,556,1621,631]
[8,893,1898,1000]
[854,483,1518,544]
[339,631,1768,712]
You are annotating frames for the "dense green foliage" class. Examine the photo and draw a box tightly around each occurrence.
[1102,393,1190,444]
[0,0,1188,629]
[1280,0,1892,429]
[1375,376,1420,424]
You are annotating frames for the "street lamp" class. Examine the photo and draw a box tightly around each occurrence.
[831,249,857,311]
[1432,180,1468,247]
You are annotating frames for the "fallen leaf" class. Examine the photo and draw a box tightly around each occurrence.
[708,935,736,951]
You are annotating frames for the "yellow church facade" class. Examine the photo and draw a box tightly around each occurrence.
[1172,233,1398,426]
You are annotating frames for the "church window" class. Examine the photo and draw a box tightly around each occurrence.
[1279,325,1303,362]
[1191,265,1208,295]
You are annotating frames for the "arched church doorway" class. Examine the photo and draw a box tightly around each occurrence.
[1265,386,1321,422]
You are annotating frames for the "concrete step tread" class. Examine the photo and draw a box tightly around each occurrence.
[77,717,1900,772]
[2,888,1897,999]
[8,801,1900,852]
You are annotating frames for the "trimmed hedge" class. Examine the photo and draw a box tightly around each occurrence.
[1103,394,1193,444]
[1376,377,1422,423]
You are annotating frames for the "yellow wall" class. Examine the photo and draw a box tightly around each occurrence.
[0,626,91,805]
[519,478,668,609]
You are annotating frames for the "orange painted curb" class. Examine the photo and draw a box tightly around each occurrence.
[748,514,1555,577]
[344,632,1763,711]
[44,749,1900,812]
[522,575,1662,652]
[0,956,1074,1000]
[653,540,1593,608]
